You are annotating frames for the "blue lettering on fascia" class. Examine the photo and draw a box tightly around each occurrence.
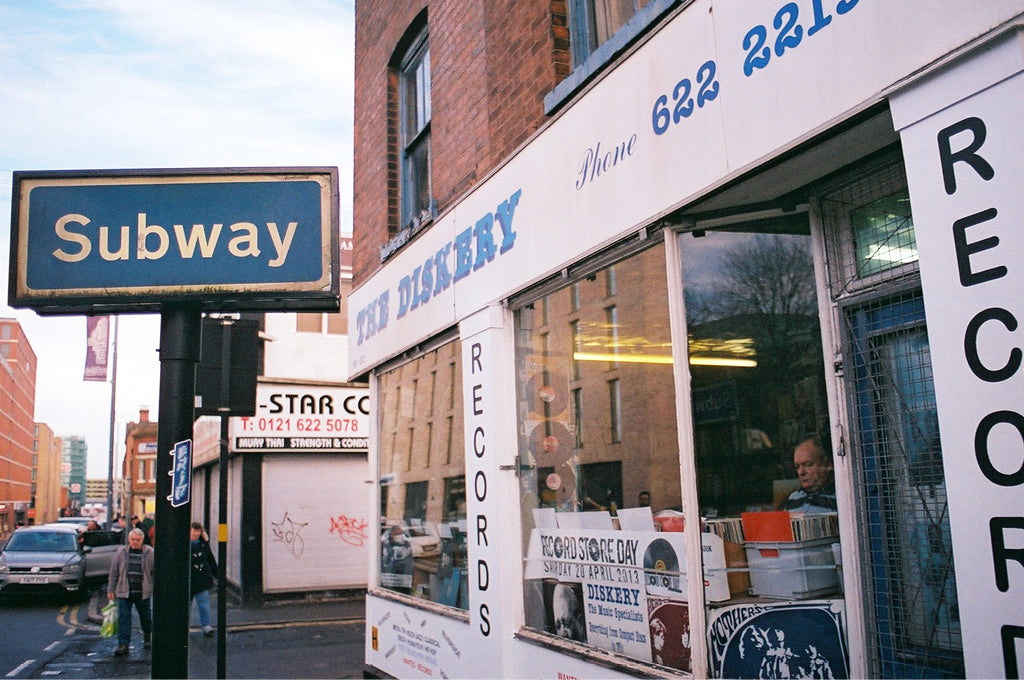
[356,189,521,346]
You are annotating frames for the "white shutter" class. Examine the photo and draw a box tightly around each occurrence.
[262,454,370,592]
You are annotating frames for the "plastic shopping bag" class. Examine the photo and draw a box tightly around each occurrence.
[100,602,118,638]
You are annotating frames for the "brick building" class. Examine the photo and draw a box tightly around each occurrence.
[352,2,1024,679]
[123,407,158,519]
[0,318,37,535]
[32,423,64,525]
[352,2,557,286]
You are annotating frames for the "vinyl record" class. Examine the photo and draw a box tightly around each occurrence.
[528,421,573,466]
[525,370,569,416]
[550,461,577,504]
[644,538,682,593]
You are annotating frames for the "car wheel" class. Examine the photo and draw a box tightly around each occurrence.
[73,581,91,604]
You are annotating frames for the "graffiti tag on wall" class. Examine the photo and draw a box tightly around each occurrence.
[271,511,308,558]
[329,514,369,546]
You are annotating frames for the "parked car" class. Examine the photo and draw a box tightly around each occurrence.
[76,528,122,582]
[0,524,121,600]
[54,517,97,531]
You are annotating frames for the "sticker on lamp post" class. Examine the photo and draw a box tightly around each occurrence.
[169,439,192,508]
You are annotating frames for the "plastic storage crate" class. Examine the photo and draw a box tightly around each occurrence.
[745,536,839,599]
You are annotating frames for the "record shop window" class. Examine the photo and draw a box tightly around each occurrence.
[378,337,468,610]
[678,222,848,679]
[517,244,692,671]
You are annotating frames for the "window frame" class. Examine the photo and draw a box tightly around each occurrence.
[399,28,433,231]
[546,0,678,114]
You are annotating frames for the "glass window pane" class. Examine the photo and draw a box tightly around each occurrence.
[593,0,638,44]
[680,227,847,678]
[400,33,431,228]
[570,0,652,65]
[404,134,432,221]
[851,189,916,277]
[417,48,431,130]
[402,43,430,140]
[378,338,467,609]
[518,245,689,671]
[608,378,621,442]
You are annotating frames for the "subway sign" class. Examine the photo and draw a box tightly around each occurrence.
[8,167,340,314]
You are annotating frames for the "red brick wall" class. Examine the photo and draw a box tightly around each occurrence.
[0,320,37,530]
[353,0,563,287]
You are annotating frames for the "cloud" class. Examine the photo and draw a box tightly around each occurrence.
[0,0,354,479]
[0,0,353,174]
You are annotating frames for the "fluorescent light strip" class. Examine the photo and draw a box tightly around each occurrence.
[572,352,757,368]
[688,356,757,368]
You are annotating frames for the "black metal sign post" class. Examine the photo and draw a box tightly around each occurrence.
[152,305,202,679]
[217,416,229,679]
[195,316,259,679]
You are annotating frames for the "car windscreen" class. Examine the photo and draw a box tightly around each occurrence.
[4,531,78,552]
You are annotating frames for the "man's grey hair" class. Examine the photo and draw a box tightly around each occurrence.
[129,528,145,539]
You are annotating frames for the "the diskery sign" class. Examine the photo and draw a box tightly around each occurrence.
[8,168,339,314]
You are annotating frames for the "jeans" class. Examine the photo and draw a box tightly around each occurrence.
[117,594,152,647]
[191,589,212,628]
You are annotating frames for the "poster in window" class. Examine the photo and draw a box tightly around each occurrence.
[707,601,848,679]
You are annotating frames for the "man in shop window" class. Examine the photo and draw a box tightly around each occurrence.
[781,439,837,513]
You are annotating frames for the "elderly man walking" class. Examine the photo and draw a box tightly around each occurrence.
[107,527,154,656]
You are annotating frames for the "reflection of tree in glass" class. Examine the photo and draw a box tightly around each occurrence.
[689,234,816,323]
[686,233,826,475]
[688,234,819,370]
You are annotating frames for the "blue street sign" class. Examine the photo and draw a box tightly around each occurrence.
[8,167,340,314]
[169,439,192,508]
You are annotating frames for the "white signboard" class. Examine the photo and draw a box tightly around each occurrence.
[366,595,477,679]
[231,382,369,453]
[892,36,1024,678]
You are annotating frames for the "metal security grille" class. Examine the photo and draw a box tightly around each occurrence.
[820,159,965,679]
[821,158,917,300]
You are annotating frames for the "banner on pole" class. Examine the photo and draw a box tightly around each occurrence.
[84,316,109,381]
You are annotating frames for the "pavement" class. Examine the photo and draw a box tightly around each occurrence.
[25,589,366,678]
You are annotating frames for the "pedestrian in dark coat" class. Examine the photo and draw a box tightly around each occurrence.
[190,522,218,636]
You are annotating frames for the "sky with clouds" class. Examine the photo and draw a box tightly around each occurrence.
[0,0,354,478]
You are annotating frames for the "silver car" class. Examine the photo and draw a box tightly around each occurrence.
[0,524,120,600]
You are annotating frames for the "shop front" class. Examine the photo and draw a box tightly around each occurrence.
[350,3,1024,678]
[191,380,371,602]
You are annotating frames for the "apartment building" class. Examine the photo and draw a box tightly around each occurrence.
[123,407,158,518]
[0,318,37,535]
[32,423,63,525]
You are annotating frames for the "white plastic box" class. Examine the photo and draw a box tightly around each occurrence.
[744,537,840,599]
